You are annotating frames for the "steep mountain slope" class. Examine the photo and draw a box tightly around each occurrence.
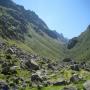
[68,25,90,61]
[0,0,67,60]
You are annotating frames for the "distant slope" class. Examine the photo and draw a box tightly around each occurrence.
[0,0,67,60]
[68,25,90,61]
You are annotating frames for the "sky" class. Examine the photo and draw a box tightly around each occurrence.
[14,0,90,39]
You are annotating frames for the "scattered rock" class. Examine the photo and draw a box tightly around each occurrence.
[70,64,80,71]
[0,41,6,49]
[31,74,43,82]
[84,62,90,71]
[70,74,81,83]
[25,59,39,70]
[31,74,43,87]
[83,80,90,90]
[0,80,9,90]
[48,63,55,70]
[6,54,12,59]
[53,80,68,86]
[6,48,15,54]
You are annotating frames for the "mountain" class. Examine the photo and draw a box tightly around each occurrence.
[0,0,90,90]
[67,25,90,61]
[0,0,67,60]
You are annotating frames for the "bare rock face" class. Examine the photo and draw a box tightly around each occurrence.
[83,80,90,90]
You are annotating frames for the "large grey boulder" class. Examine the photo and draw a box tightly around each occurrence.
[83,80,90,90]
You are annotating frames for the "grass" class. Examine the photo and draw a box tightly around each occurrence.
[68,26,90,61]
[24,24,67,60]
[28,86,64,90]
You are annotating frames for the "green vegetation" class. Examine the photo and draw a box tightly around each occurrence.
[0,0,90,90]
[68,25,90,61]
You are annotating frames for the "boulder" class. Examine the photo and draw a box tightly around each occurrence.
[53,80,68,86]
[1,64,10,75]
[6,48,15,54]
[0,80,9,90]
[6,54,12,59]
[63,58,72,62]
[48,64,55,70]
[70,74,81,83]
[83,80,90,90]
[31,74,43,87]
[62,86,77,90]
[70,64,80,71]
[84,62,90,71]
[0,41,6,49]
[25,59,39,70]
[31,74,43,82]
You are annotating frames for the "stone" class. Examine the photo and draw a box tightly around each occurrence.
[84,62,90,71]
[25,59,39,70]
[6,54,12,59]
[62,86,77,90]
[53,80,67,86]
[0,41,6,49]
[31,74,43,83]
[63,58,72,62]
[48,64,54,70]
[70,74,81,83]
[83,80,90,90]
[6,48,14,54]
[70,64,80,71]
[1,65,10,75]
[0,80,9,90]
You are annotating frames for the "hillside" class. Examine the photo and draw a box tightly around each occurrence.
[0,0,67,60]
[67,25,90,61]
[0,0,90,90]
